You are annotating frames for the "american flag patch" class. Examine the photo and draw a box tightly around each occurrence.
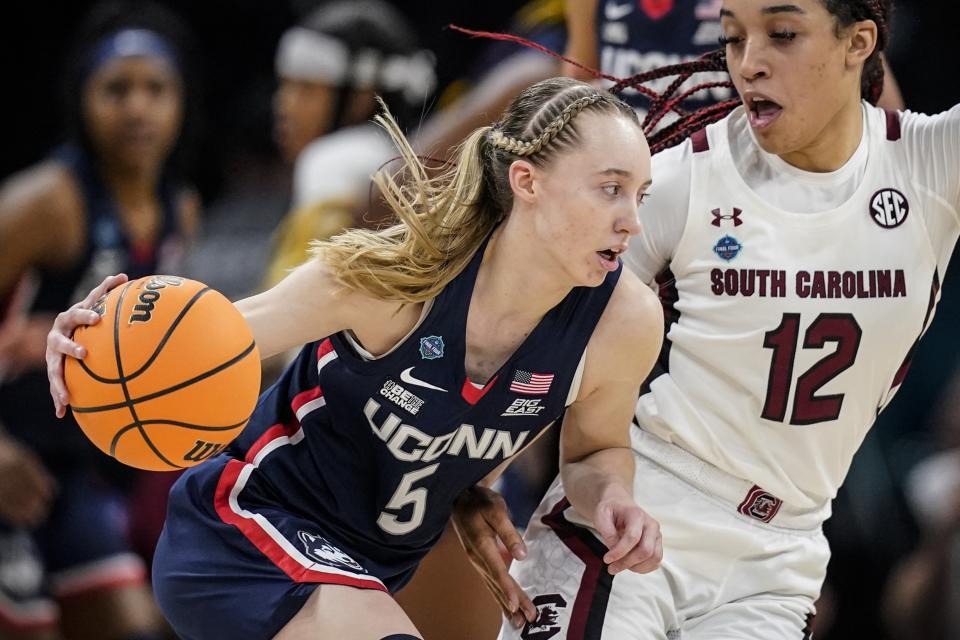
[509,370,554,395]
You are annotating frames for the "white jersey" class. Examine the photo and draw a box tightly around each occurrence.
[292,124,394,209]
[626,103,960,510]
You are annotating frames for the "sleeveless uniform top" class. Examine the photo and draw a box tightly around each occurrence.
[596,0,733,118]
[0,144,186,463]
[630,105,960,511]
[213,243,621,588]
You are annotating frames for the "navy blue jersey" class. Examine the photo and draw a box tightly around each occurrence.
[36,144,185,312]
[208,243,622,591]
[0,144,186,464]
[597,0,733,115]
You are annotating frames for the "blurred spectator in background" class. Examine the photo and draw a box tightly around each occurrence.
[883,369,960,640]
[182,0,436,304]
[413,0,565,162]
[263,0,436,287]
[564,0,902,117]
[0,2,198,638]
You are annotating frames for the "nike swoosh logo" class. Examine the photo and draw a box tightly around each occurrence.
[605,1,634,20]
[400,367,447,392]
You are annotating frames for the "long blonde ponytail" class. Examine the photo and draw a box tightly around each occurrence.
[313,108,501,303]
[313,77,638,303]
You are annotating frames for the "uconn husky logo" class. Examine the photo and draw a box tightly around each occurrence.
[297,531,365,572]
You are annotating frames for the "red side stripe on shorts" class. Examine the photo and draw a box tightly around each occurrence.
[541,498,613,639]
[213,457,386,591]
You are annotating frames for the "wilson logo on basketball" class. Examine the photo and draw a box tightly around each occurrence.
[65,275,260,471]
[183,439,228,462]
[130,276,184,324]
[869,188,909,229]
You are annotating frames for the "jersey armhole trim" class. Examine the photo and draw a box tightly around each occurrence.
[565,348,587,407]
[340,299,435,361]
[691,128,710,153]
[884,109,902,141]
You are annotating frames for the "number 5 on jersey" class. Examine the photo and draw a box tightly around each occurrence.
[762,313,863,426]
[377,464,439,535]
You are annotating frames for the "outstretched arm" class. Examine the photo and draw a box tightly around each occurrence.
[560,268,664,574]
[563,0,600,79]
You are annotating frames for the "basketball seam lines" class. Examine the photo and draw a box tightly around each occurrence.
[112,282,184,470]
[77,287,213,384]
[109,418,249,458]
[73,341,258,414]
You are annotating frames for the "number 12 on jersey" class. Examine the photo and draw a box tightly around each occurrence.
[762,313,862,426]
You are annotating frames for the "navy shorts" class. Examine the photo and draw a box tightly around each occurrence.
[153,455,400,640]
[0,469,146,632]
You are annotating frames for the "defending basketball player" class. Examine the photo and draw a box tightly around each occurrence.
[46,78,666,639]
[450,1,957,639]
[0,3,197,639]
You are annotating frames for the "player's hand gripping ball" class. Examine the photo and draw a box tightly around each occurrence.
[65,275,260,471]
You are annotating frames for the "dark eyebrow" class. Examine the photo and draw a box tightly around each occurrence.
[762,4,805,14]
[720,4,806,18]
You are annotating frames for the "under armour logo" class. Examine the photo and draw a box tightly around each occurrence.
[711,208,743,227]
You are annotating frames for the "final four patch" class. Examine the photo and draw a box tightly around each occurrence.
[419,335,445,360]
[713,235,743,261]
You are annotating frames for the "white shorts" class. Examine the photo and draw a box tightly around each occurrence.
[499,429,831,640]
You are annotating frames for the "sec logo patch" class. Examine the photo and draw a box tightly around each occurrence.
[870,188,909,228]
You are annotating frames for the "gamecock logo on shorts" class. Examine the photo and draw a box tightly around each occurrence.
[737,485,783,523]
[521,594,567,640]
[297,531,365,573]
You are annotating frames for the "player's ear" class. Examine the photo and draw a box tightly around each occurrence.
[508,160,538,205]
[845,19,878,68]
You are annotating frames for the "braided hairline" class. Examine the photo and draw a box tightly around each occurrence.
[489,93,605,157]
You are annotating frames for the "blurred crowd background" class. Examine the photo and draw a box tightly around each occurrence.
[1,1,957,639]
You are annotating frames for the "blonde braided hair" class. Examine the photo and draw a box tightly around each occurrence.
[313,78,639,303]
[489,93,605,157]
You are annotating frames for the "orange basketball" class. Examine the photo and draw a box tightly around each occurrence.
[64,275,261,471]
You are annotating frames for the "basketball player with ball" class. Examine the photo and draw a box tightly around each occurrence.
[47,78,667,639]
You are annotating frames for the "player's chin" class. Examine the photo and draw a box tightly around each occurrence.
[581,254,617,285]
[750,118,800,155]
[578,268,608,288]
